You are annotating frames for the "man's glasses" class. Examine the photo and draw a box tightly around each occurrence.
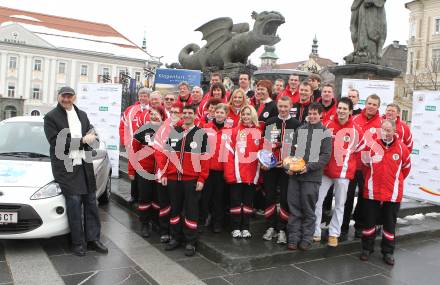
[165,98,175,101]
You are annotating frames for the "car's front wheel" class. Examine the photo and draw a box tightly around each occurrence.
[98,174,111,205]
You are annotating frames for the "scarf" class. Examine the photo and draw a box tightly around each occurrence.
[66,107,85,166]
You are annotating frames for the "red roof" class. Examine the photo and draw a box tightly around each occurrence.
[276,57,337,69]
[0,6,136,48]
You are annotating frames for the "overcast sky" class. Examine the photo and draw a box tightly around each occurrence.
[0,0,410,66]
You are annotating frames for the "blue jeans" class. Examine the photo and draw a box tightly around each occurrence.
[65,192,101,246]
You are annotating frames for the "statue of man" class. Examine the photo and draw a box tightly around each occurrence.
[345,0,387,65]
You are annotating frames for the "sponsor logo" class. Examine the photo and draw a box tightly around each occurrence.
[99,106,109,111]
[107,145,118,150]
[82,87,88,92]
[425,106,436,111]
[263,111,269,118]
[417,94,425,102]
[343,135,350,142]
[190,142,198,149]
[411,149,419,155]
[254,139,260,146]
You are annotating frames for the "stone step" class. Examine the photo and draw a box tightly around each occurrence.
[117,158,440,219]
[110,176,440,273]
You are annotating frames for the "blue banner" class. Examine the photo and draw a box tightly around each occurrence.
[154,68,202,88]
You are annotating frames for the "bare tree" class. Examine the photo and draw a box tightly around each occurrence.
[406,57,440,91]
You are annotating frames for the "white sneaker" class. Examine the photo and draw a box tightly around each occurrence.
[242,230,252,238]
[313,235,321,242]
[231,230,242,238]
[277,230,287,244]
[262,227,277,241]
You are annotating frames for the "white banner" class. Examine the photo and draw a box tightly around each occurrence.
[341,79,395,114]
[76,83,122,178]
[404,91,440,205]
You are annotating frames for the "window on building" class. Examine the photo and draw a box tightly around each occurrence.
[401,110,409,122]
[433,49,440,71]
[410,21,416,38]
[7,84,15,97]
[31,110,40,116]
[435,18,440,34]
[103,67,110,76]
[9,56,17,70]
[58,62,66,74]
[135,71,141,83]
[409,52,414,74]
[32,87,41,100]
[80,64,88,76]
[33,59,42,71]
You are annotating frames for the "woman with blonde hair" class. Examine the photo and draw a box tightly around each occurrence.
[226,89,248,128]
[224,105,262,238]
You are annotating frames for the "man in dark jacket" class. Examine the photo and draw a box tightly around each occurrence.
[286,102,332,251]
[44,86,108,257]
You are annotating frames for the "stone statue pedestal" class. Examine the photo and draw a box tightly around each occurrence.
[329,63,401,99]
[201,64,257,92]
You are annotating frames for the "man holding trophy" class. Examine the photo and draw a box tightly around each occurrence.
[259,96,300,244]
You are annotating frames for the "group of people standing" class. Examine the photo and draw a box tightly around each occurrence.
[120,72,412,265]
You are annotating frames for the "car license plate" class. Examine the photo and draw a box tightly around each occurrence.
[0,212,18,224]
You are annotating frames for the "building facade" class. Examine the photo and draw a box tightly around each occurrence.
[405,0,440,92]
[381,40,412,123]
[0,6,159,120]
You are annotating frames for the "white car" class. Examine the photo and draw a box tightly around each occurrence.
[0,116,112,239]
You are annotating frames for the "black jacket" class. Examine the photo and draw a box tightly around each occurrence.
[256,100,278,124]
[44,104,97,195]
[290,121,332,182]
[263,116,301,161]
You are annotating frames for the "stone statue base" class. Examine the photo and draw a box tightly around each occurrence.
[201,63,257,92]
[329,63,401,99]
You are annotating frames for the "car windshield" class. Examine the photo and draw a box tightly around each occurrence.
[0,121,49,158]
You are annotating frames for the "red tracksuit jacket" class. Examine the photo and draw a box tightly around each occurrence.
[160,125,210,183]
[226,106,241,128]
[277,86,299,104]
[119,102,149,146]
[324,117,365,180]
[204,121,232,171]
[381,115,413,152]
[128,123,158,177]
[353,109,382,168]
[224,123,262,184]
[362,137,411,202]
[318,97,337,123]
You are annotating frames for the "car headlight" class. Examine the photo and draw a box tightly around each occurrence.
[30,182,62,200]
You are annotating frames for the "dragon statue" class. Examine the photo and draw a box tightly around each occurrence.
[178,11,285,70]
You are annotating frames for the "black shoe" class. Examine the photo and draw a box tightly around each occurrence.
[87,240,109,254]
[160,234,170,243]
[383,253,395,266]
[184,244,196,257]
[287,243,297,251]
[376,225,382,237]
[339,231,348,242]
[72,244,86,257]
[298,241,312,251]
[354,228,363,239]
[359,250,370,261]
[212,224,222,233]
[151,222,160,233]
[165,239,180,251]
[141,223,150,238]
